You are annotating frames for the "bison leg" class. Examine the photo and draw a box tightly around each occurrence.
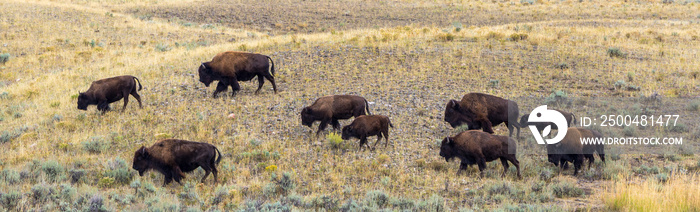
[316,120,329,137]
[200,166,212,183]
[573,155,583,176]
[481,119,495,134]
[477,158,487,178]
[229,80,241,96]
[97,101,110,113]
[371,134,383,150]
[331,119,341,130]
[457,163,469,175]
[255,75,265,94]
[383,129,390,148]
[499,158,510,178]
[131,90,142,108]
[585,154,595,170]
[162,172,173,186]
[213,81,228,98]
[264,74,277,93]
[121,91,130,112]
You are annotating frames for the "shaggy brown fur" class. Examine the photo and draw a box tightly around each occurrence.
[132,139,222,186]
[341,115,394,151]
[198,51,277,97]
[439,130,521,178]
[444,93,521,137]
[519,109,576,134]
[77,75,142,113]
[546,127,605,175]
[301,95,371,136]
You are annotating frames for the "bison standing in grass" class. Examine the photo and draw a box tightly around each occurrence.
[519,109,577,135]
[546,127,605,175]
[301,95,371,137]
[439,130,521,179]
[198,51,277,97]
[132,139,222,186]
[77,75,143,113]
[444,93,521,138]
[341,115,394,151]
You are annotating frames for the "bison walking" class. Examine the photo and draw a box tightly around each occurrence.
[439,130,521,178]
[77,75,143,113]
[301,95,372,137]
[341,115,394,151]
[132,139,222,186]
[546,127,605,175]
[444,93,521,138]
[519,109,576,136]
[198,51,277,97]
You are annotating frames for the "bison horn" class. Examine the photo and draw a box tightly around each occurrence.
[200,63,206,69]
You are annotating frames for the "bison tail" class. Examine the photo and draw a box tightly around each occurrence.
[266,56,275,76]
[134,76,143,91]
[215,147,223,165]
[364,99,372,115]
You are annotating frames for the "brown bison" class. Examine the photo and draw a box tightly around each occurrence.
[77,75,143,113]
[341,115,394,151]
[301,95,371,136]
[198,51,277,97]
[444,93,521,137]
[132,139,222,186]
[519,109,576,135]
[439,130,521,178]
[547,127,605,175]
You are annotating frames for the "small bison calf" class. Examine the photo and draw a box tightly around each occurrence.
[132,139,222,186]
[341,115,394,151]
[77,75,143,113]
[439,130,521,179]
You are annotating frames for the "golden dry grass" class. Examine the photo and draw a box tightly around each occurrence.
[0,0,699,211]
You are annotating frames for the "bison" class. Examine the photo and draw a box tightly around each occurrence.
[439,130,521,179]
[132,139,222,186]
[198,51,277,97]
[546,127,605,175]
[444,93,521,137]
[301,95,371,137]
[341,115,394,151]
[519,109,576,135]
[77,75,143,113]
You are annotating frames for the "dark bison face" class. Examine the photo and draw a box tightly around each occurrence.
[341,126,355,140]
[300,107,314,127]
[132,146,150,176]
[546,144,561,166]
[439,137,457,162]
[444,100,478,129]
[77,93,89,110]
[198,63,213,87]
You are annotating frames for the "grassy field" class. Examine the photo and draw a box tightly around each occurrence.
[1,0,699,211]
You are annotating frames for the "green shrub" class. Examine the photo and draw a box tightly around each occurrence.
[59,184,76,202]
[82,136,106,154]
[311,194,339,211]
[327,132,346,149]
[31,184,54,203]
[0,169,20,184]
[509,33,528,41]
[555,62,569,69]
[488,79,500,88]
[0,191,21,210]
[0,53,10,65]
[365,190,389,208]
[155,43,171,52]
[688,101,700,111]
[178,182,199,204]
[87,195,108,212]
[551,181,584,198]
[0,130,22,144]
[104,157,133,185]
[545,90,570,106]
[418,194,445,212]
[69,169,85,184]
[41,160,64,182]
[607,47,627,58]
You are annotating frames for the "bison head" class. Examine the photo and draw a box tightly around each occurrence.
[444,100,479,129]
[77,93,89,110]
[300,107,315,127]
[341,125,356,140]
[198,62,214,87]
[546,144,562,166]
[439,137,458,162]
[132,146,151,176]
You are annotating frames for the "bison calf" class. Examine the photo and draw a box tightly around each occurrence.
[546,127,605,175]
[444,93,521,138]
[439,130,521,178]
[198,51,277,97]
[132,139,222,186]
[301,95,371,137]
[77,75,142,113]
[341,115,394,151]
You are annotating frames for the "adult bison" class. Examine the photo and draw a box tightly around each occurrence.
[519,109,576,134]
[198,51,277,97]
[547,127,605,175]
[444,93,521,137]
[132,139,222,186]
[77,75,142,113]
[301,95,371,137]
[439,130,521,178]
[341,115,394,151]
